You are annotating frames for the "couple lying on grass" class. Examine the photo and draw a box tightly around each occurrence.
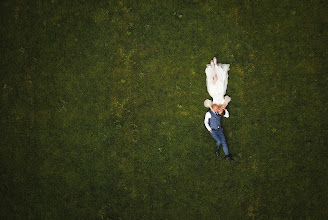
[204,57,234,161]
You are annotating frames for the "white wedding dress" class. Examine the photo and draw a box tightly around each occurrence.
[205,62,230,105]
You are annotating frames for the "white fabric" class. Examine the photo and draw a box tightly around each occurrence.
[205,63,230,105]
[204,110,229,131]
[204,99,213,108]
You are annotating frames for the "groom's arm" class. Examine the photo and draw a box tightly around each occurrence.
[223,109,229,118]
[204,112,212,132]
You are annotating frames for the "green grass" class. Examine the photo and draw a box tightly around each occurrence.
[1,0,328,219]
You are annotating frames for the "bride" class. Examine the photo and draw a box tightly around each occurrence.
[204,57,231,111]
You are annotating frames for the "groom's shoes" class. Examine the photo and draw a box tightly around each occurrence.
[215,149,220,157]
[225,154,234,162]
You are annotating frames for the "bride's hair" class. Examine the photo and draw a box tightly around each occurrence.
[219,110,226,116]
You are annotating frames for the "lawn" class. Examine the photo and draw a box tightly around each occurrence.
[1,0,328,219]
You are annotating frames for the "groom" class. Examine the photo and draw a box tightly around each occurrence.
[204,104,234,161]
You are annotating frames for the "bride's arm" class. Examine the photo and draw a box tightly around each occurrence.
[223,96,231,108]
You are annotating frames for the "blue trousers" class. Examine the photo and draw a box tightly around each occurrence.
[210,129,229,155]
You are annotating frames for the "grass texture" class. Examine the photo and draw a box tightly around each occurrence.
[1,0,328,219]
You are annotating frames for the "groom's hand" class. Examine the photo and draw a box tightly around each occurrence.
[210,129,212,133]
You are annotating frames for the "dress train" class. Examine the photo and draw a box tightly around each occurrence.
[205,62,230,105]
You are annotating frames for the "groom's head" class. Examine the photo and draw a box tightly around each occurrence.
[212,104,225,116]
[212,104,220,112]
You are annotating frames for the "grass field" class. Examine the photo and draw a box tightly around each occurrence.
[1,0,328,219]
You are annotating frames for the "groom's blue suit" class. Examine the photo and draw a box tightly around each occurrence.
[208,110,229,155]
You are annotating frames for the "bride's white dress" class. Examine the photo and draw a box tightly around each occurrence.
[205,63,230,104]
